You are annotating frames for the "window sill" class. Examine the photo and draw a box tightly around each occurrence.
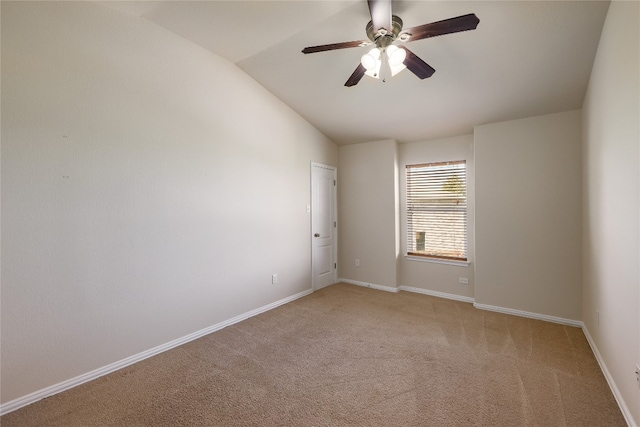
[404,255,470,267]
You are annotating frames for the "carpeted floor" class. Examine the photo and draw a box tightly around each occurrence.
[1,283,626,426]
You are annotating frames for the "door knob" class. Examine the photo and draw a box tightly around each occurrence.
[314,233,320,237]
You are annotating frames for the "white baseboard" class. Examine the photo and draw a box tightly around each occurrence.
[472,302,582,327]
[339,280,474,304]
[339,278,399,293]
[341,279,581,328]
[581,325,637,427]
[0,288,314,416]
[399,285,475,303]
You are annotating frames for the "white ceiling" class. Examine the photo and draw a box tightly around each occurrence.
[100,1,610,145]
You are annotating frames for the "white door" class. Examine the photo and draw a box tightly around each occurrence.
[311,163,337,290]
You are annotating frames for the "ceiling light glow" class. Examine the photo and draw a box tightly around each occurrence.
[360,48,380,70]
[387,45,406,67]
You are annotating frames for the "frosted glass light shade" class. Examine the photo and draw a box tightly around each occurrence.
[360,48,380,71]
[387,45,406,66]
[361,46,406,80]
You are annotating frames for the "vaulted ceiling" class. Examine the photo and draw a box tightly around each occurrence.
[100,1,610,145]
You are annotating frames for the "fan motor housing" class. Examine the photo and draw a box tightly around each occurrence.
[366,15,403,48]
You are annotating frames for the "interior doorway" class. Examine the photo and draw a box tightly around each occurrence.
[311,163,337,290]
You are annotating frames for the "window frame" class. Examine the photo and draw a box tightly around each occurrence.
[405,160,468,263]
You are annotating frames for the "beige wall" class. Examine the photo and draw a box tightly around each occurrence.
[1,2,337,405]
[398,135,475,299]
[338,140,399,288]
[582,0,640,424]
[474,110,583,321]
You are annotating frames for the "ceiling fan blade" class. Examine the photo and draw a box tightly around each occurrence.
[402,47,435,79]
[302,40,370,54]
[400,13,480,42]
[345,64,367,87]
[368,0,392,34]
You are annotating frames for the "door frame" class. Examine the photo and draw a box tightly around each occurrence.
[311,162,338,290]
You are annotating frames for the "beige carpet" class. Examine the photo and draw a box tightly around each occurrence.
[1,283,626,426]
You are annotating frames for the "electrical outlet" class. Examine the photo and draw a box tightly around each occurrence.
[355,259,360,267]
[272,274,278,284]
[635,365,639,383]
[459,277,469,285]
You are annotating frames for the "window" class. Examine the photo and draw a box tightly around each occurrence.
[406,161,467,261]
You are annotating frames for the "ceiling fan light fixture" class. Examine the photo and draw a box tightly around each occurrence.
[362,46,406,80]
[360,48,380,70]
[387,45,406,66]
[388,61,406,77]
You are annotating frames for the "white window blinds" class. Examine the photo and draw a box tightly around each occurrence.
[406,161,467,261]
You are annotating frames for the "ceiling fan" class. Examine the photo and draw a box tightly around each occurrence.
[302,0,479,87]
